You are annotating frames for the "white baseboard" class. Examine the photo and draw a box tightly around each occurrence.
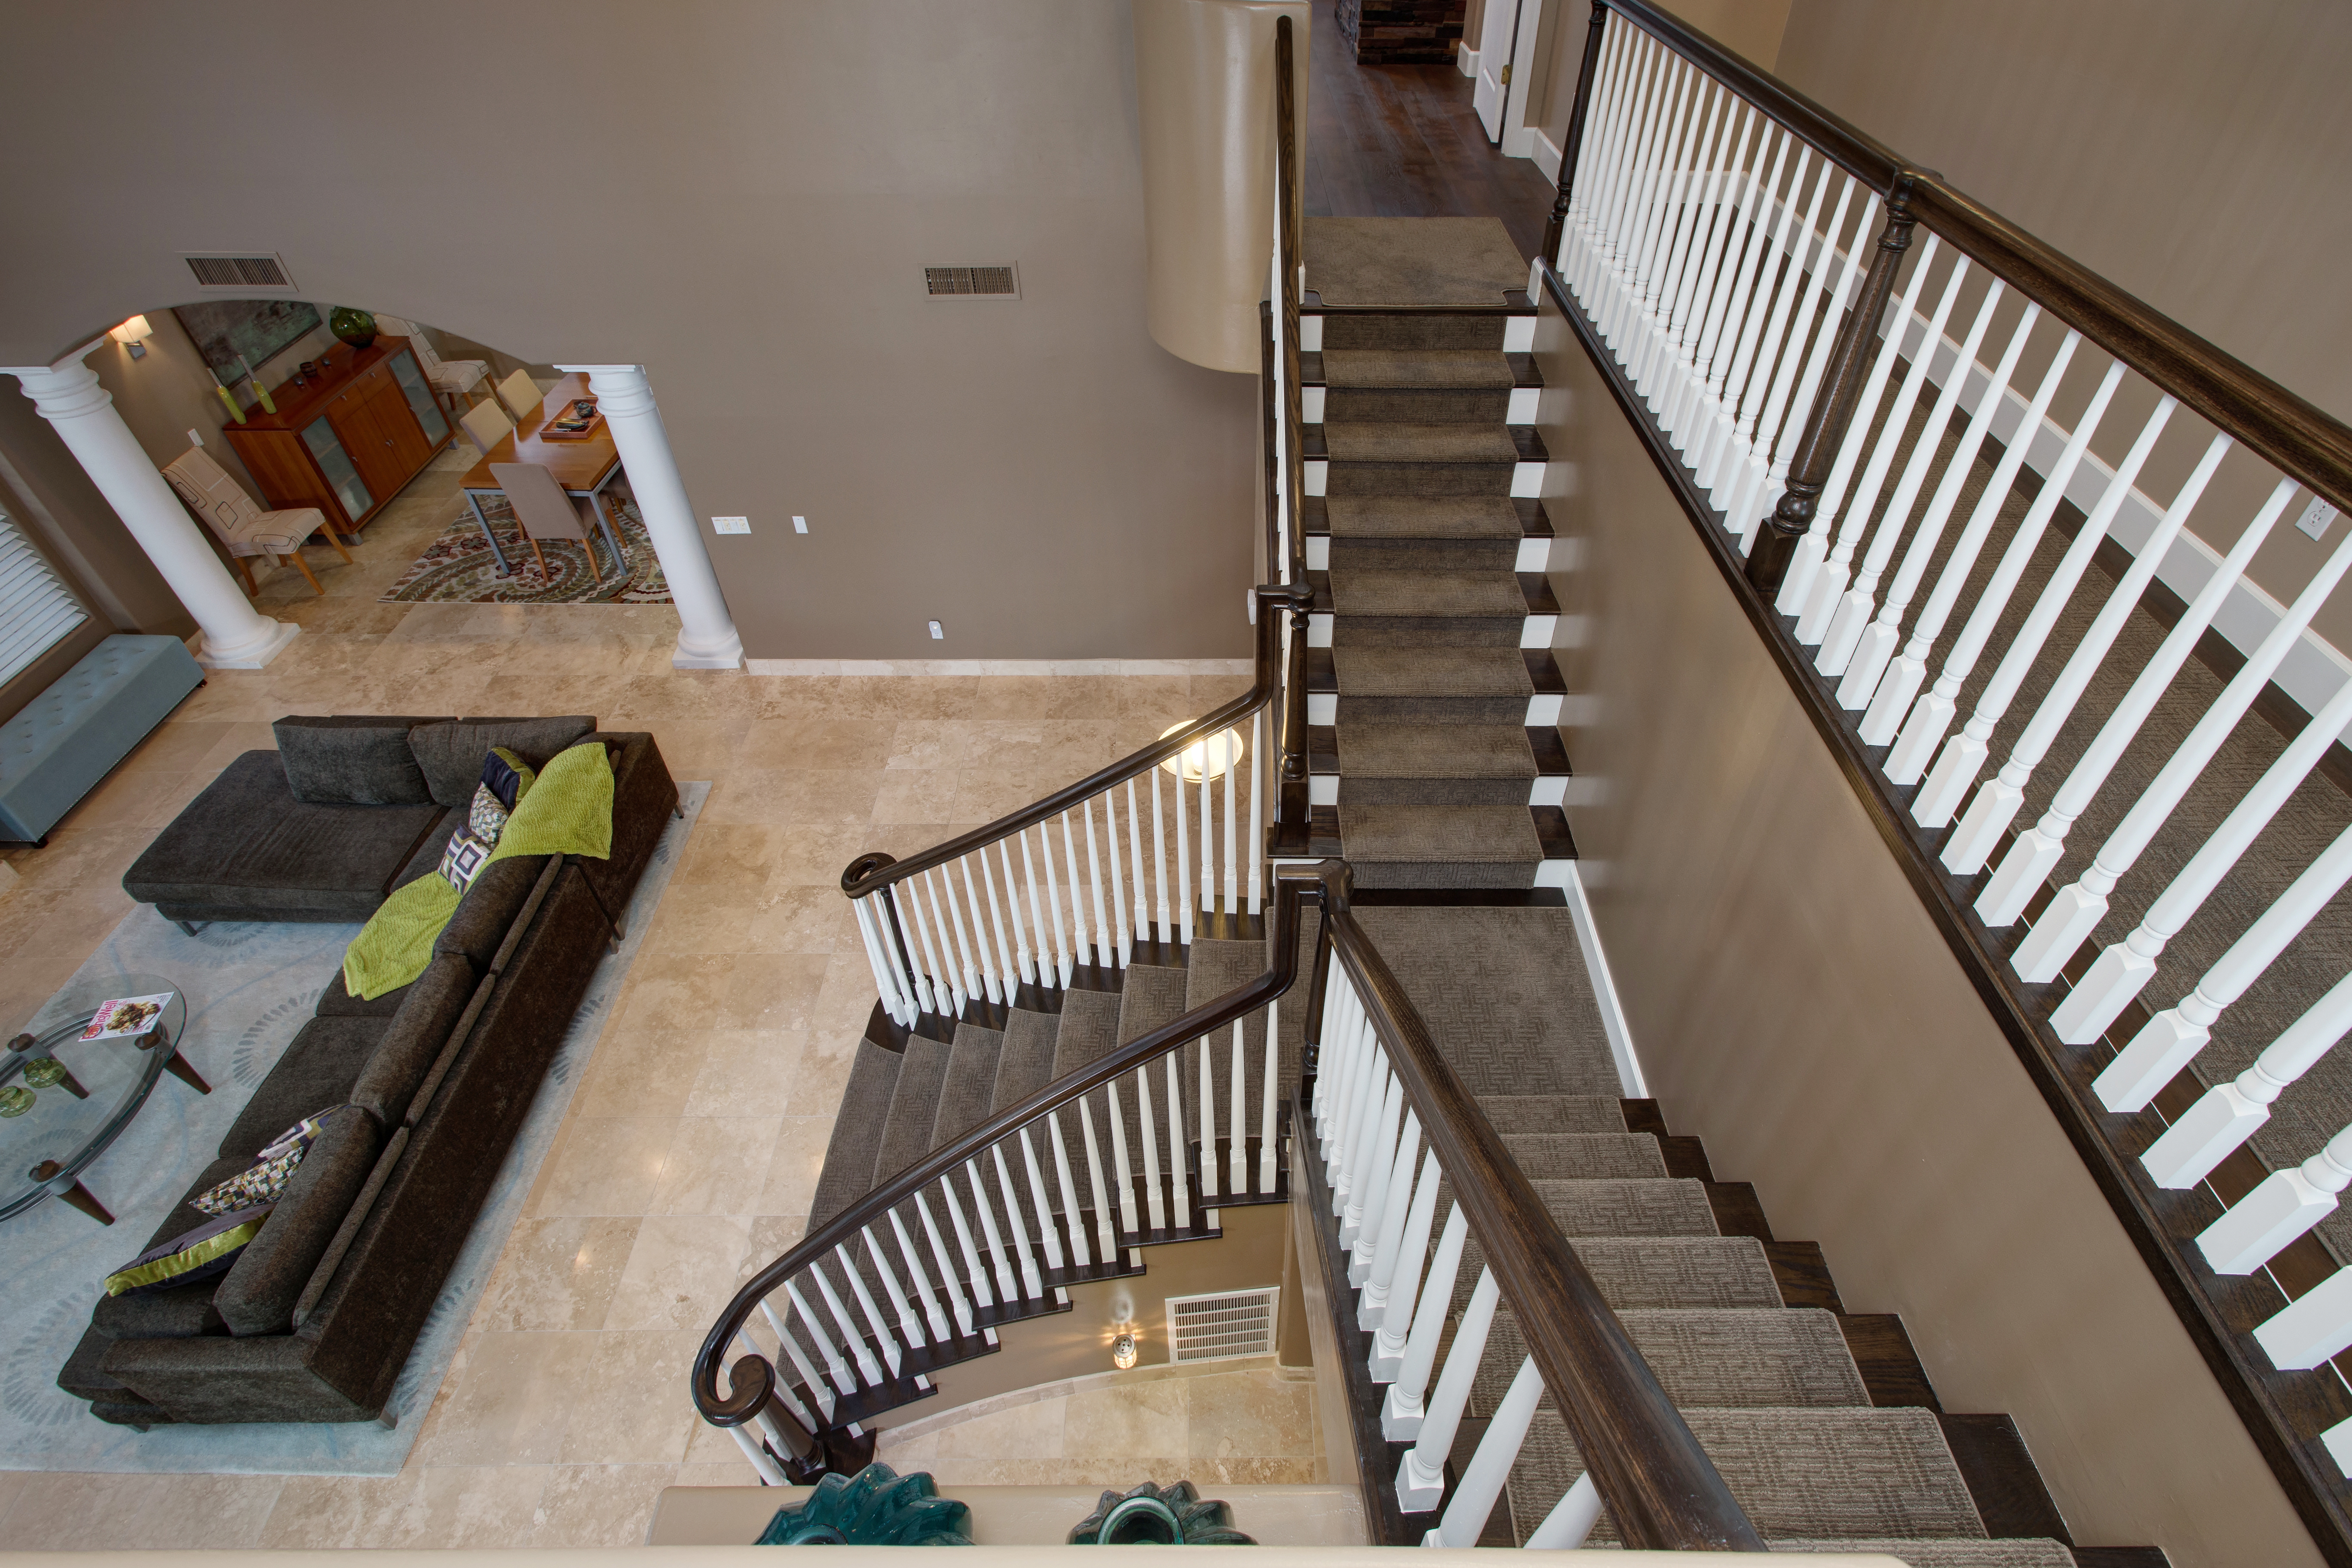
[1532,126,1564,186]
[1458,44,1479,79]
[1562,861,1646,1096]
[743,658,1253,677]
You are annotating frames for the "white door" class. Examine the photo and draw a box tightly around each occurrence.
[1472,0,1521,141]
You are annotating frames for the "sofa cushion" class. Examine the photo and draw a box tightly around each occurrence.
[123,750,447,919]
[104,1207,272,1299]
[90,1155,249,1341]
[215,1109,384,1337]
[216,1017,387,1160]
[349,955,477,1125]
[431,854,551,972]
[274,717,442,806]
[408,717,594,809]
[393,814,463,895]
[192,1106,353,1217]
[315,966,413,1018]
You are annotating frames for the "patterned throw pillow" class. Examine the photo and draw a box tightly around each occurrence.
[105,1206,273,1297]
[441,748,536,893]
[191,1106,348,1217]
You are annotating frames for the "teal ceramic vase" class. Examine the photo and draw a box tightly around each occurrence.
[328,307,378,350]
[755,1463,973,1547]
[1067,1479,1254,1544]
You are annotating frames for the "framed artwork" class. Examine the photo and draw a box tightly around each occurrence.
[172,300,322,380]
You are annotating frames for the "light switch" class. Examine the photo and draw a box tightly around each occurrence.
[792,515,808,534]
[928,620,945,640]
[712,516,750,535]
[187,428,205,447]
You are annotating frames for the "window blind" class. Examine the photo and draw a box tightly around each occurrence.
[0,510,90,689]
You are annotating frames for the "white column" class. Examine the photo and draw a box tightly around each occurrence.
[556,363,743,670]
[8,356,297,668]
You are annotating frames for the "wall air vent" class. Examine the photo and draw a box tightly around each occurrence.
[925,264,1018,299]
[1165,1287,1279,1364]
[182,253,296,290]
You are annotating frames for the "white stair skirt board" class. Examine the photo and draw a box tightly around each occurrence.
[1311,775,1340,806]
[1562,859,1648,1096]
[1531,775,1567,807]
[1533,858,1573,889]
[1301,315,1323,353]
[1526,692,1562,725]
[742,658,1255,677]
[1309,614,1334,647]
[1507,386,1540,423]
[1303,386,1326,424]
[1520,613,1557,648]
[1307,536,1330,571]
[1309,692,1338,725]
[1510,460,1546,497]
[1515,537,1551,572]
[1305,460,1329,497]
[1504,316,1535,353]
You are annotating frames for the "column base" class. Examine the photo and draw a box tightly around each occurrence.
[672,628,744,671]
[194,618,299,671]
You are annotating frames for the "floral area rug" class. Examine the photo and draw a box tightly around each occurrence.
[0,784,707,1475]
[380,493,670,605]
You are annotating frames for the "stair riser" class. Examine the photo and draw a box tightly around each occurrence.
[1313,693,1563,726]
[1319,776,1565,806]
[1305,385,1540,425]
[1304,314,1536,352]
[1307,458,1544,497]
[1314,613,1556,649]
[1320,538,1524,572]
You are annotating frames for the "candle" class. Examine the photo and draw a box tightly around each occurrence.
[239,356,276,414]
[214,383,246,424]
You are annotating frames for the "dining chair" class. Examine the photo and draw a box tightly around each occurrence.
[376,315,489,415]
[491,462,625,585]
[459,398,515,460]
[495,369,546,426]
[162,448,352,597]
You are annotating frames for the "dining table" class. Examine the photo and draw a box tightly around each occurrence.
[458,371,629,579]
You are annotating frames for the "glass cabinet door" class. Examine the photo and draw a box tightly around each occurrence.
[301,414,373,522]
[387,349,451,444]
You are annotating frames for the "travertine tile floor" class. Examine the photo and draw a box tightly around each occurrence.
[0,453,1292,1548]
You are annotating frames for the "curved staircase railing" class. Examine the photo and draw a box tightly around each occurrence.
[692,858,1763,1550]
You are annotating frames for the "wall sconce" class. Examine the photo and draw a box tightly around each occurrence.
[110,316,154,360]
[1111,1330,1139,1371]
[1157,723,1246,784]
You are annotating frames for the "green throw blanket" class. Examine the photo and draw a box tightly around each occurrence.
[342,741,616,999]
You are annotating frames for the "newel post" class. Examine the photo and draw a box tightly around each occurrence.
[1743,177,1920,594]
[1540,1,1613,266]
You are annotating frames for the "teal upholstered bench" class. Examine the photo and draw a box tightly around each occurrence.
[0,635,204,845]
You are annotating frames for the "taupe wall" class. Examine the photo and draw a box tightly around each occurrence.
[0,1,1257,663]
[1532,0,1792,154]
[1534,292,2323,1567]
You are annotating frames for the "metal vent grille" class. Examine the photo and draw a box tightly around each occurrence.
[1166,1287,1278,1364]
[183,253,294,289]
[924,264,1018,298]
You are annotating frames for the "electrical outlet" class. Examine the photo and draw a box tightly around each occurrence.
[187,428,205,447]
[927,620,945,640]
[712,516,750,535]
[792,515,808,534]
[2297,497,2339,542]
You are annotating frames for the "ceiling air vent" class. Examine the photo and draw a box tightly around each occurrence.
[182,253,296,290]
[1166,1287,1279,1364]
[925,264,1018,299]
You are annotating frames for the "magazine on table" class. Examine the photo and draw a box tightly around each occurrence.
[80,993,173,1041]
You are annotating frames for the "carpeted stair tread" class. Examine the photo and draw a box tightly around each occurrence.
[1340,803,1541,864]
[1562,1236,1785,1309]
[1337,724,1535,778]
[1325,496,1524,539]
[1307,216,1526,308]
[1333,646,1533,696]
[1187,937,1286,1139]
[990,1006,1063,1115]
[1323,423,1520,463]
[1498,1132,1667,1180]
[1475,1095,1628,1134]
[1047,988,1127,1079]
[1321,349,1513,388]
[1531,1177,1720,1236]
[930,1021,1003,1150]
[1473,1309,1868,1414]
[1767,1543,2074,1566]
[1507,1406,1986,1544]
[810,1039,905,1226]
[874,1038,952,1187]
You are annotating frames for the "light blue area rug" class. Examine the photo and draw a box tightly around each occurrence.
[0,781,708,1475]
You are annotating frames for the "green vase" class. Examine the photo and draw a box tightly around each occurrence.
[328,307,378,350]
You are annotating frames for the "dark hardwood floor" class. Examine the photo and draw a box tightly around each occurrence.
[1304,0,1560,260]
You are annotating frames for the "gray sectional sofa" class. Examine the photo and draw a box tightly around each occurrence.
[62,714,677,1426]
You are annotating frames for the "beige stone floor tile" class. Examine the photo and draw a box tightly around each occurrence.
[530,1462,679,1548]
[738,1214,810,1283]
[556,1329,704,1465]
[932,1391,1067,1457]
[738,718,898,772]
[0,1468,27,1525]
[765,821,877,881]
[643,880,775,958]
[0,1473,169,1548]
[809,951,888,1035]
[606,1215,754,1329]
[675,824,795,893]
[1063,1378,1190,1457]
[870,768,960,825]
[684,1029,806,1118]
[379,1463,550,1548]
[651,1118,782,1216]
[757,1117,836,1216]
[570,1018,711,1119]
[1,821,159,893]
[1185,1370,1315,1458]
[769,769,887,825]
[116,719,236,773]
[473,1215,641,1331]
[746,882,860,955]
[641,719,746,778]
[789,1030,862,1115]
[260,1473,419,1550]
[531,1116,678,1216]
[409,1329,593,1467]
[194,720,279,770]
[615,950,830,1034]
[675,1459,766,1488]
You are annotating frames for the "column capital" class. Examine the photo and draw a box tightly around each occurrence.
[555,364,655,419]
[7,360,113,423]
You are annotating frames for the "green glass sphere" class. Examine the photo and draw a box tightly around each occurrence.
[328,307,378,350]
[0,1086,32,1118]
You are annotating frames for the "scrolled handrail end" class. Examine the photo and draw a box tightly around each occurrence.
[692,1339,775,1429]
[839,851,899,898]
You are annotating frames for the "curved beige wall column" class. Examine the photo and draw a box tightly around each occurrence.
[1135,0,1310,374]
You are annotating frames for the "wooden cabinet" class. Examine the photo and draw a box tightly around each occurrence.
[223,338,453,535]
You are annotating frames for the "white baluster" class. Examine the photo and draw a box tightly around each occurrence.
[1167,1053,1193,1228]
[1107,1076,1142,1237]
[1017,1128,1066,1273]
[1710,150,1823,516]
[1980,471,2288,925]
[1916,371,2156,834]
[937,864,986,1008]
[1560,16,1632,273]
[1060,811,1092,970]
[1580,31,1654,310]
[1396,1266,1499,1512]
[890,1208,953,1342]
[995,842,1034,988]
[1199,1033,1221,1202]
[2049,668,2352,1044]
[1078,1098,1118,1262]
[2097,820,2352,1110]
[1037,824,1073,986]
[1374,1143,1442,1371]
[1316,977,1357,1150]
[1953,429,2226,885]
[992,1144,1046,1297]
[1230,1019,1249,1194]
[1620,66,1702,393]
[1525,1475,1605,1550]
[1791,234,1942,641]
[2012,487,2347,982]
[2144,970,2352,1191]
[1817,263,1991,665]
[1731,174,1862,545]
[1659,93,1753,433]
[1849,298,2036,727]
[835,1245,903,1378]
[1599,48,1680,347]
[1152,768,1173,943]
[889,887,936,1016]
[1102,790,1130,965]
[1175,768,1195,944]
[2199,1123,2352,1276]
[809,1266,882,1387]
[725,1410,790,1486]
[1348,1073,1405,1268]
[1200,747,1215,917]
[852,895,913,1028]
[2252,1259,2352,1370]
[1360,1112,1421,1327]
[1334,1032,1383,1213]
[935,1176,996,1312]
[1430,1354,1545,1547]
[1384,1203,1467,1439]
[1248,709,1264,915]
[1663,102,1758,444]
[965,1158,1021,1305]
[1632,80,1726,402]
[1138,1067,1167,1231]
[854,1232,921,1359]
[1046,1112,1090,1269]
[911,880,959,1017]
[1691,128,1793,489]
[969,855,1011,1002]
[1222,733,1239,916]
[921,871,970,1017]
[1082,800,1112,969]
[1128,778,1152,941]
[771,1291,844,1412]
[1878,331,2092,778]
[1259,999,1280,1194]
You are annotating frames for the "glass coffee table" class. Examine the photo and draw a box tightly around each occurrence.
[0,972,211,1226]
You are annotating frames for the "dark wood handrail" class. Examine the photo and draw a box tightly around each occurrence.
[837,581,1309,900]
[1317,870,1767,1552]
[1271,12,1312,853]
